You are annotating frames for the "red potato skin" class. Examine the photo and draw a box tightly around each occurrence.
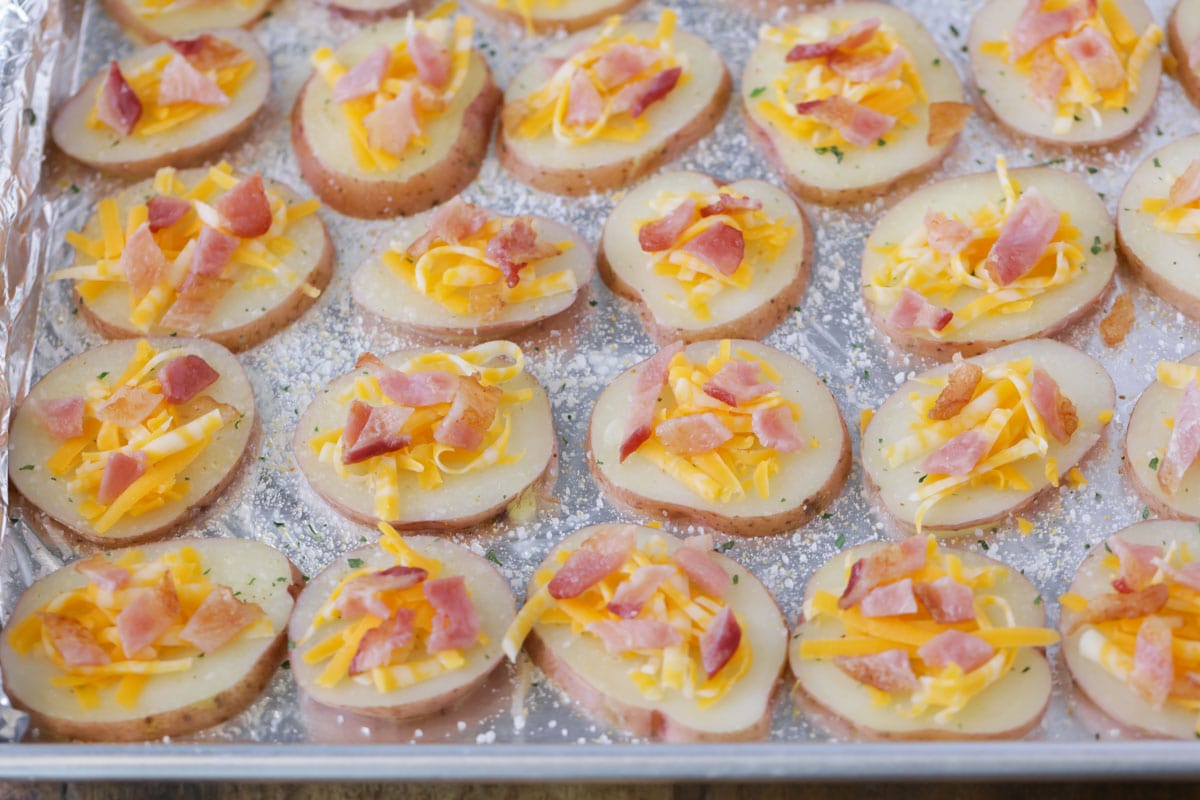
[325,0,431,22]
[1169,5,1200,111]
[1123,415,1200,522]
[101,0,274,42]
[464,0,642,34]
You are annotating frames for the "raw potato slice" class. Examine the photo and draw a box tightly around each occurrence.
[293,347,555,530]
[9,338,256,547]
[465,0,642,34]
[1118,135,1200,319]
[291,20,502,219]
[1169,0,1200,109]
[968,0,1162,146]
[1126,350,1200,519]
[791,541,1052,740]
[0,538,300,742]
[352,209,595,341]
[862,166,1115,358]
[862,339,1114,535]
[741,2,965,205]
[103,0,274,42]
[599,171,813,344]
[289,536,514,718]
[497,20,731,196]
[324,0,429,22]
[523,524,788,741]
[71,168,333,352]
[588,340,851,537]
[51,29,270,177]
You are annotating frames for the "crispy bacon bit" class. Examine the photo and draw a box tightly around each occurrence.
[1010,0,1097,60]
[333,45,390,103]
[1099,292,1135,347]
[794,96,896,148]
[157,54,229,107]
[1108,536,1163,593]
[116,573,180,657]
[619,343,683,462]
[342,402,413,464]
[179,585,265,654]
[593,43,660,89]
[914,576,976,624]
[839,538,927,610]
[547,525,637,600]
[349,607,415,675]
[610,66,682,118]
[829,46,907,83]
[433,376,502,452]
[655,412,733,455]
[36,396,86,440]
[699,193,763,217]
[680,223,745,277]
[1130,616,1174,709]
[409,29,451,88]
[121,223,169,301]
[147,196,191,233]
[922,429,989,476]
[335,565,428,619]
[1030,368,1078,444]
[95,385,161,428]
[917,629,994,673]
[1030,49,1067,113]
[1060,26,1124,91]
[75,555,130,593]
[638,200,696,252]
[160,226,240,333]
[926,102,973,148]
[751,405,805,453]
[928,362,983,421]
[406,199,496,259]
[702,360,771,408]
[786,17,881,62]
[215,174,272,239]
[924,210,974,255]
[1159,383,1200,495]
[1067,584,1169,633]
[97,61,141,136]
[378,369,459,408]
[673,538,731,599]
[886,287,953,333]
[97,451,147,505]
[364,83,419,158]
[424,575,481,652]
[1168,160,1200,210]
[586,619,683,654]
[835,649,919,693]
[168,34,246,71]
[565,69,604,126]
[607,564,677,619]
[985,187,1061,285]
[38,612,110,667]
[158,354,220,405]
[699,606,742,678]
[486,217,560,288]
[859,578,919,618]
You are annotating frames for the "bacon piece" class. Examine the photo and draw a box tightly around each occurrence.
[547,525,637,600]
[334,45,391,103]
[680,223,745,277]
[364,82,420,158]
[586,619,683,654]
[406,198,495,258]
[1131,616,1174,709]
[924,211,973,255]
[147,196,191,233]
[188,225,240,277]
[376,369,459,408]
[637,200,696,252]
[160,226,240,333]
[702,360,771,408]
[1060,26,1124,91]
[655,412,733,455]
[434,376,502,451]
[1030,48,1068,113]
[158,54,229,107]
[35,396,86,440]
[349,607,415,675]
[38,612,110,667]
[922,429,990,476]
[409,29,451,87]
[1108,536,1163,593]
[1010,0,1097,60]
[565,69,604,127]
[786,17,881,61]
[97,451,147,505]
[1159,383,1200,495]
[179,585,265,654]
[97,61,141,136]
[485,217,561,288]
[835,649,919,693]
[1099,292,1135,347]
[75,555,130,593]
[829,46,907,83]
[610,66,682,118]
[886,287,953,333]
[1030,367,1078,445]
[673,537,731,599]
[95,385,161,428]
[1168,160,1200,210]
[335,565,428,619]
[593,44,659,89]
[751,405,805,453]
[928,362,983,421]
[168,34,246,71]
[794,96,896,148]
[839,538,927,610]
[859,578,919,618]
[342,402,413,464]
[607,564,677,619]
[215,174,272,239]
[619,343,683,462]
[158,354,220,405]
[425,576,480,652]
[699,193,763,217]
[926,102,973,148]
[116,573,180,657]
[914,576,976,624]
[985,187,1060,285]
[918,630,995,673]
[1067,584,1169,632]
[700,606,742,678]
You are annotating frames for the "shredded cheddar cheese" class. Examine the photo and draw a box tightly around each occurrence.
[1141,167,1200,237]
[490,0,564,34]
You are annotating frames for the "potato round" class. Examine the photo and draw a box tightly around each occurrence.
[968,0,1161,146]
[289,536,514,719]
[496,21,731,196]
[1169,0,1200,110]
[524,524,787,741]
[599,171,813,345]
[293,348,556,531]
[323,0,429,21]
[465,0,643,33]
[1125,350,1200,520]
[862,166,1116,358]
[51,29,270,178]
[291,21,501,219]
[862,339,1114,535]
[588,340,851,537]
[102,0,274,42]
[1061,520,1200,739]
[9,338,256,547]
[0,538,300,742]
[352,210,595,341]
[741,2,965,205]
[72,169,332,352]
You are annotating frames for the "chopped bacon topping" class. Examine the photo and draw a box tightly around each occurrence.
[655,412,733,455]
[160,226,240,333]
[1159,383,1200,495]
[829,46,907,83]
[75,555,131,593]
[485,217,561,288]
[699,606,742,678]
[335,565,428,619]
[700,193,763,217]
[859,578,919,618]
[985,187,1060,285]
[924,210,974,255]
[835,649,918,693]
[917,629,995,673]
[168,34,246,71]
[926,102,973,148]
[1010,0,1097,60]
[406,199,495,259]
[1168,160,1200,210]
[433,376,502,452]
[333,45,390,103]
[189,225,240,277]
[702,360,771,408]
[424,575,480,652]
[839,538,927,610]
[886,287,953,333]
[147,196,191,233]
[928,362,982,421]
[586,619,683,654]
[364,83,420,158]
[673,537,730,599]
[619,343,683,462]
[547,525,637,600]
[751,405,805,453]
[179,585,265,654]
[786,17,881,62]
[1060,26,1124,91]
[376,368,459,408]
[349,607,415,675]
[116,573,180,657]
[680,223,745,277]
[409,29,451,88]
[97,451,147,505]
[1067,583,1169,633]
[95,385,161,428]
[1130,615,1174,709]
[1030,48,1068,113]
[922,429,990,476]
[97,61,142,136]
[914,576,976,624]
[36,396,86,440]
[38,612,110,667]
[794,96,896,148]
[1108,536,1163,593]
[158,354,220,405]
[158,54,229,107]
[1030,368,1078,445]
[638,200,696,253]
[1099,292,1135,348]
[565,69,604,127]
[610,66,682,118]
[341,401,413,464]
[593,43,659,89]
[607,564,677,619]
[122,224,170,302]
[215,174,272,239]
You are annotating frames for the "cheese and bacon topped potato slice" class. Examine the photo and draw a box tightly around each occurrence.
[289,523,514,719]
[599,171,812,345]
[9,338,255,547]
[1124,353,1200,520]
[497,10,731,196]
[466,0,642,34]
[501,524,787,741]
[741,2,968,205]
[53,163,331,352]
[862,339,1114,536]
[0,538,299,742]
[969,0,1162,145]
[1169,0,1200,109]
[792,536,1057,739]
[294,342,555,531]
[103,0,274,42]
[292,15,501,219]
[862,158,1115,358]
[52,31,269,177]
[588,340,850,537]
[352,198,594,341]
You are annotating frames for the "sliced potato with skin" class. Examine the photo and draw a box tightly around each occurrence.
[790,541,1052,740]
[291,21,502,219]
[1118,135,1200,320]
[1125,350,1200,520]
[1169,0,1200,110]
[862,166,1116,358]
[741,2,965,205]
[289,537,514,719]
[599,171,813,345]
[862,339,1114,536]
[497,21,731,196]
[51,29,270,178]
[9,338,256,547]
[524,524,787,741]
[0,538,301,742]
[465,0,643,34]
[103,0,274,42]
[588,340,851,537]
[73,169,333,353]
[323,0,430,22]
[968,0,1161,146]
[293,347,556,531]
[352,209,595,342]
[1061,520,1200,739]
